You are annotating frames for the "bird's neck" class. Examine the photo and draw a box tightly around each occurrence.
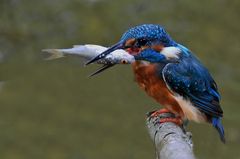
[132,61,167,80]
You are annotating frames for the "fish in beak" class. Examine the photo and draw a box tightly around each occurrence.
[42,43,135,77]
[85,41,125,66]
[85,41,126,77]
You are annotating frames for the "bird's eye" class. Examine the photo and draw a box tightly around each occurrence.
[136,38,148,47]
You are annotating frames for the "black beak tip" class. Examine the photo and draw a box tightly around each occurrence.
[87,64,115,77]
[85,58,97,66]
[84,61,92,66]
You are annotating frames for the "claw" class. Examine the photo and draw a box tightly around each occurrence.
[148,108,183,126]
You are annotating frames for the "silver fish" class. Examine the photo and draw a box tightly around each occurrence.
[42,44,135,77]
[42,44,135,64]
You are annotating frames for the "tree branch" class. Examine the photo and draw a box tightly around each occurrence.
[146,112,196,159]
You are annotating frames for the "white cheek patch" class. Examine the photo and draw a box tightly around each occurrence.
[161,47,181,59]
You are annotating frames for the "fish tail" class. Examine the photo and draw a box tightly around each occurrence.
[42,49,65,60]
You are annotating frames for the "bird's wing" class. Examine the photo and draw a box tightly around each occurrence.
[162,55,223,118]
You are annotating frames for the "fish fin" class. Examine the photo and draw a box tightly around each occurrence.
[73,45,84,48]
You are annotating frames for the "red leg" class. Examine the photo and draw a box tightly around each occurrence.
[150,108,171,117]
[150,108,183,126]
[159,117,183,125]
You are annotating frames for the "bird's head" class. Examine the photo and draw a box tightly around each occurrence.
[120,24,176,54]
[85,24,177,74]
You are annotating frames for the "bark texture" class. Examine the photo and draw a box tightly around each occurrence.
[146,112,196,159]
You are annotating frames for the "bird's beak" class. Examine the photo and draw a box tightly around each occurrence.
[88,63,115,77]
[85,41,125,66]
[85,41,125,77]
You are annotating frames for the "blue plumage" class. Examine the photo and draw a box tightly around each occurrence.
[121,24,223,117]
[135,44,223,117]
[134,48,167,63]
[161,45,225,142]
[122,24,225,142]
[162,50,223,117]
[121,24,177,47]
[88,24,225,143]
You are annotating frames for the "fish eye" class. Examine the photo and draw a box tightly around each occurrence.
[121,59,128,64]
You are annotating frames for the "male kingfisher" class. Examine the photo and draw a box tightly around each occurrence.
[86,24,225,143]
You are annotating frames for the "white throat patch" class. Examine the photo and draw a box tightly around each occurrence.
[161,47,181,59]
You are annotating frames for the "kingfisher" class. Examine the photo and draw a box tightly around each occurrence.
[85,24,225,143]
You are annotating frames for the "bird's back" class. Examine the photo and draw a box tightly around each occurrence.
[162,47,223,118]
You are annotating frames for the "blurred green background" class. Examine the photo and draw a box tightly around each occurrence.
[0,0,240,158]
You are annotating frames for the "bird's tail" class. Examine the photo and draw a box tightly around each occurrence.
[42,49,65,60]
[212,117,225,143]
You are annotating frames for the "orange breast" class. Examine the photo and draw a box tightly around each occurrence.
[132,61,184,117]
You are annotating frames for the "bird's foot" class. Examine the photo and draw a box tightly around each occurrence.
[148,108,183,126]
[159,117,183,125]
[149,108,171,117]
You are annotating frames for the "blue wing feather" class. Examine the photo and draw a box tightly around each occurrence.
[162,47,223,118]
